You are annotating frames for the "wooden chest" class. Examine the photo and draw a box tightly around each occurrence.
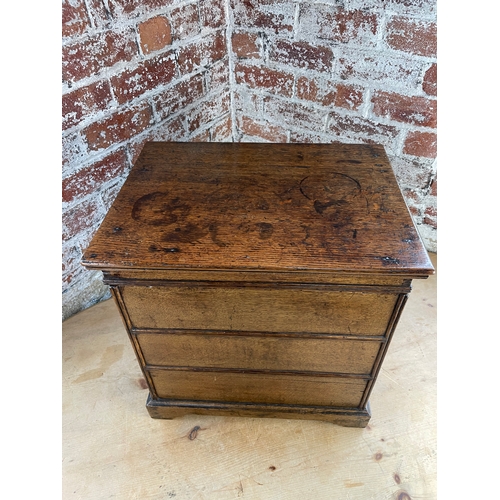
[82,142,434,427]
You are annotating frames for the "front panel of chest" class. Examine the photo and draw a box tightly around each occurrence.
[109,276,410,426]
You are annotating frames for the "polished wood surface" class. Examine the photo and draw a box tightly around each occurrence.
[82,142,434,276]
[81,142,434,427]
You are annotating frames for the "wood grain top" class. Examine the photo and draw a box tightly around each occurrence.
[82,142,434,276]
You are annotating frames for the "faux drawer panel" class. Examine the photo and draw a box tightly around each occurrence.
[137,333,380,375]
[121,286,398,335]
[150,369,367,407]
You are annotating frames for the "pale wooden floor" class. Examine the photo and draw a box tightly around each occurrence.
[62,253,437,500]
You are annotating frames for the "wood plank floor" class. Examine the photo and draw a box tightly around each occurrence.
[62,253,437,500]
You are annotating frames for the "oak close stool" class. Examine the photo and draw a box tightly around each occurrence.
[82,142,434,428]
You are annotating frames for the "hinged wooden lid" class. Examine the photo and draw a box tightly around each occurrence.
[82,142,434,277]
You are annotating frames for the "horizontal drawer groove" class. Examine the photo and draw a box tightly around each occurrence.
[105,277,411,293]
[131,327,388,342]
[145,365,373,379]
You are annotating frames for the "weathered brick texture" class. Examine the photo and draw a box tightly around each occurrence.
[62,0,437,320]
[423,63,437,97]
[231,0,294,32]
[62,0,232,320]
[403,131,437,158]
[177,30,226,74]
[232,31,260,58]
[62,29,138,83]
[110,52,177,104]
[235,63,294,97]
[62,0,90,38]
[270,39,333,73]
[385,17,437,57]
[299,5,379,47]
[230,0,437,255]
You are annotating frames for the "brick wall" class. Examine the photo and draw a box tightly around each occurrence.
[62,0,437,320]
[230,0,437,250]
[62,0,231,319]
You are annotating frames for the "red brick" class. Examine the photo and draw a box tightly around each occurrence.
[238,116,288,142]
[264,97,327,131]
[331,10,379,44]
[423,218,436,229]
[386,17,437,57]
[139,16,172,55]
[232,32,260,59]
[403,187,418,201]
[207,59,230,90]
[211,115,233,141]
[199,0,226,28]
[271,39,332,73]
[328,111,399,146]
[110,52,176,105]
[170,3,200,41]
[296,77,336,106]
[189,128,211,142]
[235,63,294,97]
[187,92,231,132]
[178,30,226,75]
[152,74,205,121]
[423,63,437,97]
[408,205,419,217]
[372,91,437,127]
[62,149,128,204]
[296,77,364,110]
[404,131,437,158]
[338,51,422,87]
[62,80,113,130]
[62,29,137,83]
[300,5,378,46]
[425,206,437,218]
[62,0,90,38]
[334,84,365,110]
[231,0,294,32]
[62,198,103,243]
[84,102,153,151]
[423,206,437,228]
[107,0,170,18]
